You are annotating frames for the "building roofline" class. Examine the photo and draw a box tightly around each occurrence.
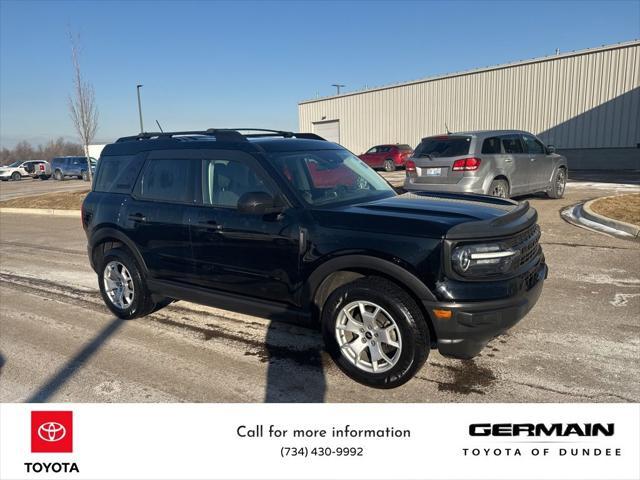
[298,39,640,105]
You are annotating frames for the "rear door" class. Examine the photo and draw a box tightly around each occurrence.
[189,150,299,304]
[125,151,198,282]
[500,135,530,194]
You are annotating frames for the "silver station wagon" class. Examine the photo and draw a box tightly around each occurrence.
[404,130,568,198]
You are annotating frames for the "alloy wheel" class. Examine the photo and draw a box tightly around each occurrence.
[491,183,507,198]
[556,169,566,196]
[103,261,135,309]
[335,300,402,373]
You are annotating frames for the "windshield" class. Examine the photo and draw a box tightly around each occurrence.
[270,149,395,206]
[5,161,21,168]
[414,136,471,158]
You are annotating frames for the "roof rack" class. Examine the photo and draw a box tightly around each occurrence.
[115,128,326,143]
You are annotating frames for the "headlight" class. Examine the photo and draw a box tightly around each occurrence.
[451,243,516,277]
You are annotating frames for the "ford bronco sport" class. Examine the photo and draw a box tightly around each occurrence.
[82,128,547,388]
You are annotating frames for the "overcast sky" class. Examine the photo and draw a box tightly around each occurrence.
[1,0,639,148]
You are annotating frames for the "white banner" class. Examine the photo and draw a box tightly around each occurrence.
[1,403,638,480]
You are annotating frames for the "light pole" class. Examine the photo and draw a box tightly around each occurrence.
[331,84,346,95]
[136,84,144,133]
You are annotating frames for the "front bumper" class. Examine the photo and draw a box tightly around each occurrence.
[423,263,547,359]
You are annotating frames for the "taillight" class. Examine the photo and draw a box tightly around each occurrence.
[452,157,481,171]
[39,164,45,171]
[406,160,416,174]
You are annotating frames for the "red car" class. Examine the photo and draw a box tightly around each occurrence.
[359,144,413,171]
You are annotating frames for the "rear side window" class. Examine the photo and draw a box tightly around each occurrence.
[481,137,501,154]
[501,135,525,154]
[137,158,195,203]
[94,155,142,193]
[414,136,471,158]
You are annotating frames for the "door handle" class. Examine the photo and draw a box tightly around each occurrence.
[128,213,146,222]
[530,157,536,162]
[198,220,223,231]
[505,159,513,163]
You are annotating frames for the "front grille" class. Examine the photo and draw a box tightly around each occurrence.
[503,224,541,268]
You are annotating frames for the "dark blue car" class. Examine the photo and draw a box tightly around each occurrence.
[51,156,97,181]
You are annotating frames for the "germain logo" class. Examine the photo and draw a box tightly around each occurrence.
[469,423,614,437]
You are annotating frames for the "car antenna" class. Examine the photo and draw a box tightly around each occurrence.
[445,122,451,135]
[155,120,164,133]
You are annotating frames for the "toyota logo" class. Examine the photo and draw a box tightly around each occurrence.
[37,422,67,442]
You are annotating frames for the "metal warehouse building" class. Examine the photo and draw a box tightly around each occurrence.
[298,40,640,170]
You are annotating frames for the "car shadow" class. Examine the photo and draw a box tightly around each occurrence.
[263,319,327,403]
[26,317,125,403]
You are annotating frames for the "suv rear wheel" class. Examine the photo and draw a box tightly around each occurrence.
[98,248,156,319]
[489,179,509,198]
[321,276,429,388]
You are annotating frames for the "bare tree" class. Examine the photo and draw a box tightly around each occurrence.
[68,32,98,182]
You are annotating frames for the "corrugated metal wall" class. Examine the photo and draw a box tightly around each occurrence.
[298,42,640,155]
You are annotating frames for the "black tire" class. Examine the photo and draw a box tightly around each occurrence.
[11,172,21,181]
[54,170,63,181]
[547,167,566,199]
[97,247,156,319]
[39,175,50,180]
[82,170,89,181]
[321,276,430,389]
[383,158,396,172]
[488,179,509,198]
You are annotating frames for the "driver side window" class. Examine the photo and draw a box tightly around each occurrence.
[202,159,275,208]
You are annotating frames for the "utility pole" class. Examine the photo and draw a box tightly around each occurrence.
[136,84,144,133]
[331,84,346,95]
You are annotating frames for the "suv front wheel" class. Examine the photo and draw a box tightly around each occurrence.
[322,276,429,388]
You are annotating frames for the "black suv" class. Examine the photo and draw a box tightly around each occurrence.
[82,129,547,388]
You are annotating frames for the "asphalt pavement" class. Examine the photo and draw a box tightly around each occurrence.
[0,177,89,202]
[0,182,638,402]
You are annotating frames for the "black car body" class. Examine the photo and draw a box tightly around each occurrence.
[82,129,546,388]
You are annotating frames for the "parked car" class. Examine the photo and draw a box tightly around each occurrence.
[0,160,50,181]
[25,160,52,180]
[51,156,97,181]
[82,128,546,388]
[359,144,413,172]
[404,130,568,199]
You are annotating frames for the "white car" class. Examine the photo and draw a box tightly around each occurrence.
[0,160,51,181]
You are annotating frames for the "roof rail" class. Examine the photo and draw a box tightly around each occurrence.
[115,128,326,143]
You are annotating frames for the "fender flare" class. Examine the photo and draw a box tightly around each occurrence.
[303,254,437,307]
[89,227,149,275]
[483,171,511,195]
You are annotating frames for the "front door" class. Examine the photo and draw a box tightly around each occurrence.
[190,151,300,304]
[125,154,198,282]
[522,134,548,191]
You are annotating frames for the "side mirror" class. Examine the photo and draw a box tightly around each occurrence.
[546,145,556,154]
[237,192,282,215]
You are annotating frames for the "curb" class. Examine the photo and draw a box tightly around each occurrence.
[583,197,640,238]
[0,207,81,217]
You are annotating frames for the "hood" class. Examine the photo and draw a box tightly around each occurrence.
[312,192,531,239]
